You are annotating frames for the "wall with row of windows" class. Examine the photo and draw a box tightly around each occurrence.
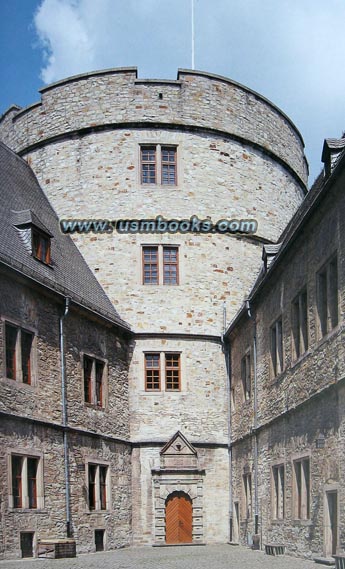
[0,272,131,439]
[228,145,345,557]
[0,417,132,558]
[0,267,132,558]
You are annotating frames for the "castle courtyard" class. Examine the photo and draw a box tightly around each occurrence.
[0,545,316,569]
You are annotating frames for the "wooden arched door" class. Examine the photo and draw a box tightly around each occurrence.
[165,491,193,544]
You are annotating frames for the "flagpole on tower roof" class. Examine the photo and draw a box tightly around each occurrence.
[191,0,195,70]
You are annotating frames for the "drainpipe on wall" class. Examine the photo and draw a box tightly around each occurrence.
[246,300,259,541]
[222,303,233,542]
[60,297,71,537]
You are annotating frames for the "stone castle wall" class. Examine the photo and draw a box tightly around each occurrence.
[0,68,310,550]
[229,156,345,556]
[0,271,132,558]
[0,68,308,184]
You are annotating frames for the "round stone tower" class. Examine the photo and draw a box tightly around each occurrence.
[0,67,308,545]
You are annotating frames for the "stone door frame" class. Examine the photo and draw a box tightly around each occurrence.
[152,471,205,544]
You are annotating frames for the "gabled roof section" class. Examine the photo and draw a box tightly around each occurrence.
[321,137,345,163]
[160,431,197,456]
[0,141,130,332]
[11,209,53,237]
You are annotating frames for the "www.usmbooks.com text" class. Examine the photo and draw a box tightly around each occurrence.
[60,216,257,235]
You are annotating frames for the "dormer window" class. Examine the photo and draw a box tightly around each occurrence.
[32,229,51,265]
[11,209,53,266]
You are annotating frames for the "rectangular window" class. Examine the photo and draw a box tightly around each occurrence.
[140,145,177,186]
[88,464,97,510]
[84,356,93,404]
[317,256,338,338]
[143,246,159,284]
[27,458,38,509]
[292,289,308,360]
[99,466,107,511]
[83,355,105,407]
[4,323,34,384]
[145,353,161,391]
[270,317,283,377]
[241,351,251,400]
[163,246,179,285]
[142,245,179,285]
[161,146,177,185]
[32,229,51,264]
[5,323,17,380]
[243,472,252,519]
[88,463,109,511]
[10,454,42,509]
[293,457,310,520]
[12,455,23,508]
[272,464,285,519]
[21,331,33,384]
[144,352,181,391]
[141,146,156,184]
[165,353,181,391]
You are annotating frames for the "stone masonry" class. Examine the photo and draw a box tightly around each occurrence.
[0,68,311,553]
[227,150,345,558]
[0,270,132,559]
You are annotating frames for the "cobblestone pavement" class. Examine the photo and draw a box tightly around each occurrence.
[0,545,317,569]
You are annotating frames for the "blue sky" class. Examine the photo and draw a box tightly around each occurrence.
[1,0,344,184]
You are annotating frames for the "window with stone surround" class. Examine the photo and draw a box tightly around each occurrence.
[140,145,177,185]
[4,322,35,385]
[270,316,283,377]
[272,464,285,519]
[317,255,338,338]
[9,453,43,509]
[241,350,251,401]
[144,352,181,391]
[87,463,110,511]
[142,245,179,285]
[83,355,106,408]
[293,457,310,520]
[292,289,308,360]
[243,471,252,520]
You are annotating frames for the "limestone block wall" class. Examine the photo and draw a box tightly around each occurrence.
[130,338,227,443]
[12,127,304,335]
[0,68,308,185]
[131,445,229,545]
[0,68,308,336]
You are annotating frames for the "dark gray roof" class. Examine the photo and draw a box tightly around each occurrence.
[11,208,53,236]
[322,137,345,162]
[0,141,130,331]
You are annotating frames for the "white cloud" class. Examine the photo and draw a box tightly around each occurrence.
[34,0,95,83]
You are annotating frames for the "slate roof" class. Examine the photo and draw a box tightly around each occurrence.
[0,141,130,332]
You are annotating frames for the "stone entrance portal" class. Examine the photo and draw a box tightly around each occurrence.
[152,431,205,544]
